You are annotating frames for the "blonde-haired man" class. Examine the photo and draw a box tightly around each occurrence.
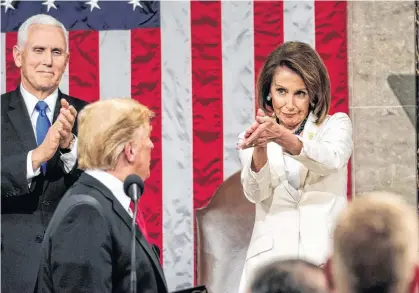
[36,98,168,293]
[325,192,419,293]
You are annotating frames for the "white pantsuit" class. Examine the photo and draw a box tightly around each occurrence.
[237,112,353,293]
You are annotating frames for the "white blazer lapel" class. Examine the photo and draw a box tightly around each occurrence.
[267,143,301,202]
[298,112,320,187]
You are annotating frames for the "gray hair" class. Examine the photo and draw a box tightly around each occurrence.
[17,14,68,51]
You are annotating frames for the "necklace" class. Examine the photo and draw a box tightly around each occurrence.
[275,115,308,135]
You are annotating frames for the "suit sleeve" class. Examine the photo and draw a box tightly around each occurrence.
[238,132,273,204]
[287,112,353,176]
[49,202,112,293]
[1,152,31,197]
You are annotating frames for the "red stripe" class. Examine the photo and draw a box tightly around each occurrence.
[253,0,284,112]
[191,0,223,284]
[68,31,99,102]
[131,28,163,262]
[5,32,20,92]
[315,1,351,199]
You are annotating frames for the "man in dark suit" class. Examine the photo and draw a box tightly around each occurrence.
[1,14,87,293]
[36,98,168,293]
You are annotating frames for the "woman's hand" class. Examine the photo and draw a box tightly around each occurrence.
[237,109,282,150]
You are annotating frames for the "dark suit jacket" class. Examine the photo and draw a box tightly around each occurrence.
[36,173,169,293]
[1,87,88,293]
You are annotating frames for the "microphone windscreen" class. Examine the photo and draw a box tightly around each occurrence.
[123,174,145,197]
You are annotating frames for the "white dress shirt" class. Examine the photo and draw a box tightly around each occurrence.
[21,84,78,186]
[84,169,133,217]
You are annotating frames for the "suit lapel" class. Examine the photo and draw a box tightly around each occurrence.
[6,88,37,152]
[113,196,168,288]
[79,174,167,289]
[267,143,301,203]
[298,112,320,187]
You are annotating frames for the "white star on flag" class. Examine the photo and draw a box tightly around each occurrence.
[1,0,15,12]
[85,0,100,12]
[42,0,57,12]
[128,0,142,11]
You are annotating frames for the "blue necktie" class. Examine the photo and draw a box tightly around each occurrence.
[35,101,51,174]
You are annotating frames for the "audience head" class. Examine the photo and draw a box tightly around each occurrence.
[327,191,419,293]
[250,258,329,293]
[77,98,155,181]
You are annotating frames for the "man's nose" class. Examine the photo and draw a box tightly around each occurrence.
[42,51,53,66]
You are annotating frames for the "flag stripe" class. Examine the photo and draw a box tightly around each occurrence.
[253,0,284,110]
[314,1,351,198]
[1,33,6,94]
[68,30,99,102]
[161,1,194,291]
[58,32,69,95]
[283,1,315,47]
[99,30,131,99]
[131,27,163,258]
[5,32,18,92]
[222,0,255,180]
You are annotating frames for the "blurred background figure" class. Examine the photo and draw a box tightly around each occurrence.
[326,191,419,293]
[250,259,329,293]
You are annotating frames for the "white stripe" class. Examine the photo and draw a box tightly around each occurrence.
[1,33,6,95]
[222,1,255,180]
[99,30,131,99]
[161,1,194,291]
[283,1,315,47]
[59,32,69,94]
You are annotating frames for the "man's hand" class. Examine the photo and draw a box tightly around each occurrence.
[32,121,63,171]
[57,99,77,149]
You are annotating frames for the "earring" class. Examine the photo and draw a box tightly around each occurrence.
[267,95,271,101]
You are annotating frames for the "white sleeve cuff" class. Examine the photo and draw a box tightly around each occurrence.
[60,136,78,173]
[27,151,41,186]
[248,160,270,183]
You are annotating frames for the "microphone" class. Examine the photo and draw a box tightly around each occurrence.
[123,174,145,293]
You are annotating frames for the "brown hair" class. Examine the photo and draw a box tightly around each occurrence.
[77,98,154,170]
[257,41,331,124]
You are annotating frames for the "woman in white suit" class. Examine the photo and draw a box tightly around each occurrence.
[236,41,353,292]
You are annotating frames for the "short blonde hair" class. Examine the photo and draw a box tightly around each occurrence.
[333,191,418,293]
[77,98,154,170]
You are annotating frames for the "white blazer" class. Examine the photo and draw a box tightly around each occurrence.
[237,112,353,293]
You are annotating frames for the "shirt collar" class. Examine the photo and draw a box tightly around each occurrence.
[20,84,58,117]
[84,169,132,213]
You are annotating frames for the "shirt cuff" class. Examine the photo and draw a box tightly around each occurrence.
[248,160,270,183]
[60,136,78,173]
[27,151,41,185]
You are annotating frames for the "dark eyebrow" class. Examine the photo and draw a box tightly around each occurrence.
[274,84,308,92]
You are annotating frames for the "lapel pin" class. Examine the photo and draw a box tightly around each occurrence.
[308,132,315,140]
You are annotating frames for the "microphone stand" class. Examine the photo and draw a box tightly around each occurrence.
[130,187,138,293]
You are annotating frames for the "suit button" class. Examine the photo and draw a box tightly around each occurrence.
[43,200,50,206]
[35,235,43,243]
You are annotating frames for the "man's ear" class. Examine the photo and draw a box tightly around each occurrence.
[13,45,22,68]
[123,143,135,164]
[323,257,334,291]
[408,264,419,293]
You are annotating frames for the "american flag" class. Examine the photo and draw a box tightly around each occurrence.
[1,0,350,291]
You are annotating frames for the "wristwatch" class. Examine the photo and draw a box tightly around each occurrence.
[60,135,76,154]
